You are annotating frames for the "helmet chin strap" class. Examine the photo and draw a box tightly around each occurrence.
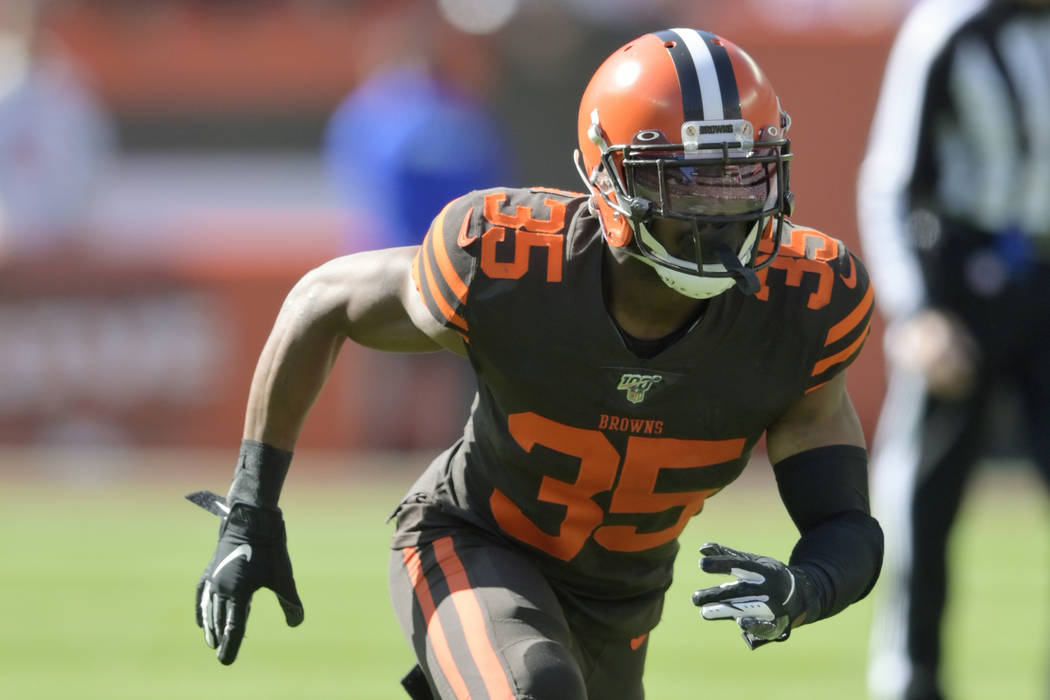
[714,243,760,295]
[628,217,764,299]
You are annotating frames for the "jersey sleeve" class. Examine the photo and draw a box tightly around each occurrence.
[411,192,484,342]
[804,246,875,393]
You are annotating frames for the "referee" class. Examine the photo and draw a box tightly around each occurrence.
[859,1,1050,698]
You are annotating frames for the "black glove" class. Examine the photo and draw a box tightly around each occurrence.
[189,490,304,664]
[691,542,816,650]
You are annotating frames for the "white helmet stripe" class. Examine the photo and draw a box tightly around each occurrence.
[670,28,726,120]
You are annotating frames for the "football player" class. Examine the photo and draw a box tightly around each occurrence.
[192,28,883,699]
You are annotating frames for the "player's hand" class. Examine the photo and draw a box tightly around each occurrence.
[885,309,978,399]
[189,491,304,664]
[691,542,813,650]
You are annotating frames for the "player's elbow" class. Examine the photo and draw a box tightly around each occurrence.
[282,261,353,325]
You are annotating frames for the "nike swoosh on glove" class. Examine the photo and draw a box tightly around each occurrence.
[691,542,816,650]
[190,491,303,664]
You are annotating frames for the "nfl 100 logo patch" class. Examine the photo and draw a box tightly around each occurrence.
[617,373,663,404]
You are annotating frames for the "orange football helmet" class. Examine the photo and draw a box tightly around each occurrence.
[574,28,793,298]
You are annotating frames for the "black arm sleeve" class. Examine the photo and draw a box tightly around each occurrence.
[773,444,884,622]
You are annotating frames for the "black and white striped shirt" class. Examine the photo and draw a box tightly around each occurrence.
[858,0,1050,320]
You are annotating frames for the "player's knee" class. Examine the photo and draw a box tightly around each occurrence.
[513,638,586,700]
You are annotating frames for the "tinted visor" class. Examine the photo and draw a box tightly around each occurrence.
[630,157,774,219]
[629,157,773,267]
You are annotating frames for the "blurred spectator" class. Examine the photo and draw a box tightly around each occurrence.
[324,63,510,252]
[0,0,114,260]
[323,21,511,449]
[859,1,1050,699]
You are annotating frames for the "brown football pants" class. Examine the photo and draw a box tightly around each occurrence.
[388,532,648,700]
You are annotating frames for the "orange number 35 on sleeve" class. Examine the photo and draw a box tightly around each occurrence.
[488,412,746,561]
[479,193,566,282]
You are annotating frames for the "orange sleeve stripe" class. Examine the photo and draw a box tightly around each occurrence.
[812,324,871,376]
[430,205,471,304]
[825,284,874,346]
[433,537,515,700]
[422,242,469,333]
[804,380,830,395]
[530,186,585,197]
[401,546,472,700]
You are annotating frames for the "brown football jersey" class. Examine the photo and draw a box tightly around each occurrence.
[399,185,873,637]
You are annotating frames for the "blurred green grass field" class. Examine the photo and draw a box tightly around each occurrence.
[1,449,1047,699]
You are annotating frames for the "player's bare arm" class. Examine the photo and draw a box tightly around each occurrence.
[189,245,466,665]
[765,370,865,464]
[243,246,465,451]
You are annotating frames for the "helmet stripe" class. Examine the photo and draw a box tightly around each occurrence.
[657,28,742,123]
[655,29,705,120]
[698,30,741,119]
[672,28,726,120]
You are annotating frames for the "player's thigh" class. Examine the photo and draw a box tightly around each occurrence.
[389,535,587,700]
[573,631,647,700]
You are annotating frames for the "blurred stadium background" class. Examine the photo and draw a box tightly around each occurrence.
[0,1,1046,698]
